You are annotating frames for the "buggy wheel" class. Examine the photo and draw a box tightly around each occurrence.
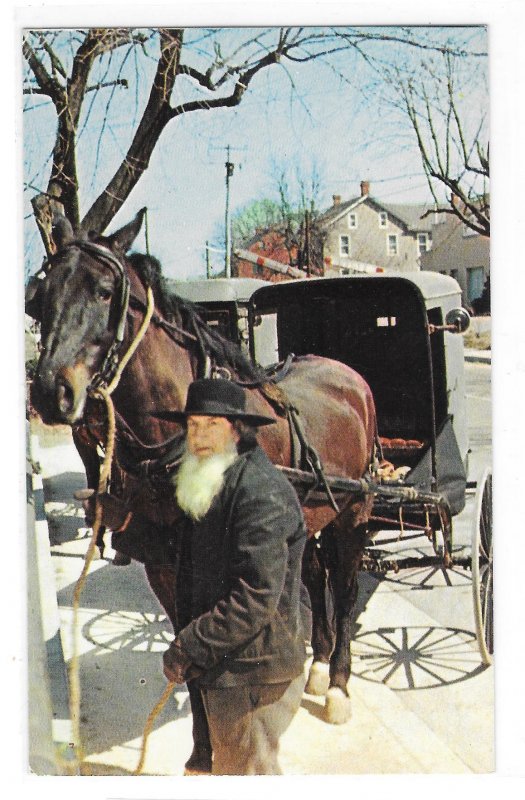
[471,467,493,665]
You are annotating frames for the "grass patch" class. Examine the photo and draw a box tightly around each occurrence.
[463,330,491,350]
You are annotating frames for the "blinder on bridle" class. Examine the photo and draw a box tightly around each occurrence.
[25,239,132,390]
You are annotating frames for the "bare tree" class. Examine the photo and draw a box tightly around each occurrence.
[388,49,489,235]
[271,160,324,268]
[23,26,489,255]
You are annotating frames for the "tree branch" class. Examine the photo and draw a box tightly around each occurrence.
[23,37,64,104]
[82,29,183,233]
[420,204,489,236]
[169,47,282,118]
[85,78,129,93]
[36,32,67,80]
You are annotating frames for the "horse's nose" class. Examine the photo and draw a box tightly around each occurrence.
[56,374,76,417]
[54,364,91,422]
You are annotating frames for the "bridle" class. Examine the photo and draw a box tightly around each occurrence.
[29,238,281,438]
[34,239,134,391]
[64,241,132,391]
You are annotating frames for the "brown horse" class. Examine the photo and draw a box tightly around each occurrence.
[29,210,377,770]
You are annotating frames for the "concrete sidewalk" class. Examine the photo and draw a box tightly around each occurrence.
[27,420,494,776]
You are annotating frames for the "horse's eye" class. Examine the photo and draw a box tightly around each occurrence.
[97,287,113,303]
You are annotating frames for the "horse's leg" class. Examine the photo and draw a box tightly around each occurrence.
[183,682,212,774]
[144,564,212,774]
[302,535,335,696]
[72,429,106,556]
[324,498,372,725]
[106,463,132,565]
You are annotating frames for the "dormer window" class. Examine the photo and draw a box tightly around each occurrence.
[347,212,357,229]
[379,212,388,228]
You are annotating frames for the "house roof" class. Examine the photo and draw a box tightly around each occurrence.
[316,196,364,226]
[382,202,433,232]
[317,195,433,233]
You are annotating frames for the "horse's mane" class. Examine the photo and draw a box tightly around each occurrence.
[128,252,266,382]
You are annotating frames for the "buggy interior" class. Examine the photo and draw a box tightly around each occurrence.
[250,277,449,470]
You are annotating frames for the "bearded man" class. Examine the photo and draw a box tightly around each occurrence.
[80,378,308,775]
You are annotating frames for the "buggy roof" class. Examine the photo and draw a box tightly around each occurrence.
[250,271,462,307]
[168,277,269,304]
[168,272,462,308]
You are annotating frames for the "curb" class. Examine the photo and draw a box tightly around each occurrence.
[464,350,491,364]
[27,423,79,775]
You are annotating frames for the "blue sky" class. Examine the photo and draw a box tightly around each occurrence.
[23,24,488,281]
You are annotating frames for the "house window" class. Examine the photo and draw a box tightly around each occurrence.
[347,213,357,229]
[387,234,398,256]
[417,233,431,254]
[467,267,484,303]
[340,235,351,256]
[379,212,388,228]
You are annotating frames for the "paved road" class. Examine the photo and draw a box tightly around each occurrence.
[465,361,492,479]
[28,361,493,776]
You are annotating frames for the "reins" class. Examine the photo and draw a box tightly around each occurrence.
[63,236,329,775]
[66,267,175,774]
[68,383,115,769]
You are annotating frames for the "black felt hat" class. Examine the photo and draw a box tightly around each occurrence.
[152,378,276,426]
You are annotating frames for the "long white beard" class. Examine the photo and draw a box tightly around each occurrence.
[173,443,238,521]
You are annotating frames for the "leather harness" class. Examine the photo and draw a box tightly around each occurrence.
[51,241,342,511]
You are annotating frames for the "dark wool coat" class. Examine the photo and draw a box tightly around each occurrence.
[112,445,308,689]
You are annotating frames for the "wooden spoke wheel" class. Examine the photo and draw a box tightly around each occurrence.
[471,467,493,665]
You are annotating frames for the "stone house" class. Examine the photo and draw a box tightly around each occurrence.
[420,209,490,309]
[317,181,433,274]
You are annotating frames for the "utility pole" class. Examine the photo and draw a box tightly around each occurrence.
[205,240,211,279]
[304,210,311,277]
[224,145,234,278]
[209,143,246,277]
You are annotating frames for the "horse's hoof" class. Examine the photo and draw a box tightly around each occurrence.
[112,551,131,566]
[325,687,352,725]
[183,766,212,776]
[184,750,212,775]
[304,661,330,696]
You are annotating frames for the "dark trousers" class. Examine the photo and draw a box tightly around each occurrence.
[201,672,305,775]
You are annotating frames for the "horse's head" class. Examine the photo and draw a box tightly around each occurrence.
[29,209,146,425]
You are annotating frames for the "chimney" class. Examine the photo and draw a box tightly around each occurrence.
[360,180,370,197]
[332,194,341,206]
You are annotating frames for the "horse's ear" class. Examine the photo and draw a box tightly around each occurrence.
[106,208,146,255]
[52,215,75,251]
[25,274,44,321]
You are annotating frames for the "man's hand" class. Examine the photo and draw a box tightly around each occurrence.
[163,640,203,684]
[74,489,130,531]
